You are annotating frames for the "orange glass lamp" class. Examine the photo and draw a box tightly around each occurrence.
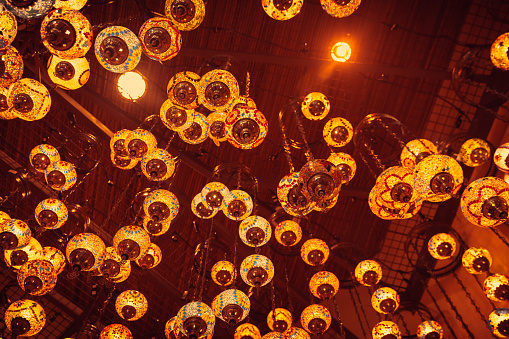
[355,259,382,286]
[301,239,330,266]
[416,320,443,339]
[400,139,437,168]
[29,144,60,172]
[99,247,125,280]
[235,323,261,339]
[0,219,31,251]
[143,189,180,223]
[176,301,215,339]
[142,215,170,237]
[261,0,303,21]
[267,308,293,333]
[178,112,209,145]
[225,107,268,150]
[17,259,57,296]
[110,151,137,171]
[115,290,148,321]
[223,189,253,221]
[327,152,357,183]
[285,327,311,339]
[66,233,106,273]
[201,181,231,211]
[309,271,339,300]
[331,42,352,62]
[110,129,132,157]
[462,247,492,274]
[371,287,400,314]
[368,185,423,220]
[0,46,23,88]
[239,215,272,247]
[5,237,42,270]
[372,321,401,339]
[300,304,331,334]
[8,78,51,121]
[54,0,88,10]
[275,220,302,247]
[100,324,133,339]
[94,26,141,73]
[191,193,218,219]
[198,69,239,112]
[208,111,228,146]
[4,299,46,337]
[125,129,157,160]
[301,92,330,121]
[277,172,316,217]
[0,85,16,120]
[117,71,146,100]
[0,8,17,49]
[160,99,194,132]
[374,166,418,209]
[428,233,457,260]
[113,226,151,261]
[484,274,509,302]
[140,148,176,181]
[136,243,162,270]
[323,117,353,148]
[139,17,181,61]
[491,33,509,70]
[42,246,66,275]
[44,161,77,191]
[35,198,68,230]
[261,332,284,339]
[321,0,361,18]
[459,138,490,167]
[165,0,205,31]
[165,316,179,339]
[167,71,201,109]
[240,254,274,288]
[211,289,250,325]
[0,210,10,222]
[489,308,509,338]
[494,143,509,173]
[211,260,236,286]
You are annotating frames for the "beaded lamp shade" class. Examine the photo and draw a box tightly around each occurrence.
[211,260,236,286]
[323,117,353,148]
[300,304,331,334]
[309,271,339,300]
[223,189,253,221]
[368,186,423,220]
[111,152,139,170]
[110,129,131,157]
[354,259,382,286]
[327,152,356,183]
[135,243,162,270]
[462,247,492,274]
[142,215,170,236]
[374,166,418,209]
[230,96,257,111]
[164,0,205,31]
[489,308,509,338]
[298,159,342,207]
[240,254,274,287]
[201,181,231,211]
[191,193,219,219]
[0,210,10,222]
[484,274,509,302]
[459,138,491,167]
[225,106,268,149]
[100,324,133,339]
[165,317,179,339]
[491,33,509,70]
[372,321,401,339]
[212,289,250,325]
[177,301,215,339]
[42,246,66,275]
[139,17,181,61]
[115,290,148,321]
[427,233,457,260]
[416,320,443,339]
[285,327,311,339]
[140,148,176,181]
[0,85,17,120]
[47,55,90,90]
[4,299,46,337]
[29,144,60,172]
[1,0,54,19]
[198,69,240,112]
[239,215,272,247]
[320,0,361,18]
[113,226,151,261]
[40,9,93,59]
[44,161,77,191]
[207,111,228,145]
[261,0,303,20]
[275,220,302,247]
[301,92,330,121]
[371,287,400,314]
[99,246,125,280]
[66,233,106,272]
[178,112,209,144]
[460,177,509,228]
[35,198,68,229]
[167,71,201,109]
[301,238,330,266]
[143,189,180,222]
[5,237,42,269]
[0,8,16,49]
[17,259,57,295]
[160,99,194,132]
[267,308,293,333]
[277,172,315,217]
[494,143,509,173]
[54,0,87,10]
[109,259,131,283]
[0,46,23,88]
[400,139,437,168]
[8,78,51,121]
[235,323,261,339]
[0,219,31,251]
[261,332,284,339]
[94,26,141,73]
[124,129,157,160]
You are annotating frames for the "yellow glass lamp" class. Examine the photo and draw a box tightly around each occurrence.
[207,111,228,146]
[0,45,23,88]
[416,320,443,339]
[428,233,457,260]
[44,161,77,191]
[462,247,492,274]
[489,308,509,338]
[111,152,139,170]
[165,317,179,339]
[285,327,310,339]
[191,193,219,219]
[100,324,133,339]
[229,96,257,112]
[225,107,268,149]
[94,26,141,73]
[275,220,302,247]
[110,129,131,157]
[372,321,401,339]
[301,92,330,121]
[99,246,124,280]
[484,274,509,302]
[139,17,181,61]
[35,198,68,229]
[0,210,10,222]
[309,271,339,300]
[320,0,361,18]
[113,226,151,261]
[142,215,170,236]
[136,243,162,270]
[3,0,53,19]
[115,290,148,321]
[17,259,57,296]
[491,33,509,70]
[261,332,284,339]
[239,215,272,247]
[300,304,331,334]
[461,177,509,228]
[66,233,106,273]
[54,0,88,10]
[117,71,146,100]
[8,78,51,121]
[42,246,66,275]
[331,42,352,62]
[223,189,253,221]
[301,238,329,266]
[140,148,176,181]
[160,99,194,131]
[313,193,339,213]
[29,144,60,172]
[261,0,303,20]
[235,323,261,339]
[143,189,180,223]
[124,129,157,160]
[0,8,17,49]
[327,152,356,183]
[167,71,201,109]
[459,138,490,167]
[5,237,43,270]
[211,260,236,286]
[374,166,418,209]
[176,301,215,339]
[277,172,316,217]
[371,287,400,314]
[201,181,231,211]
[240,254,274,288]
[178,111,209,144]
[368,185,423,220]
[198,69,239,112]
[164,0,205,31]
[494,143,509,173]
[4,299,46,337]
[400,139,437,168]
[0,219,31,251]
[355,259,382,286]
[0,85,16,120]
[323,117,353,147]
[267,308,293,333]
[109,259,131,283]
[212,289,250,325]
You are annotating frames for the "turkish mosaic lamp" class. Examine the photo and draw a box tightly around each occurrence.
[354,259,382,286]
[275,220,302,247]
[491,33,509,70]
[261,0,303,20]
[489,308,509,338]
[176,301,215,339]
[0,219,31,251]
[140,148,176,181]
[142,215,171,236]
[197,69,239,112]
[371,287,400,314]
[44,161,77,191]
[309,271,339,300]
[416,320,443,339]
[4,299,46,337]
[323,117,353,147]
[124,129,157,160]
[66,232,106,273]
[484,274,509,302]
[35,198,68,229]
[427,233,457,260]
[372,321,401,339]
[0,0,54,19]
[267,308,293,333]
[301,238,329,266]
[201,181,230,211]
[115,290,148,321]
[211,288,250,325]
[136,243,162,270]
[462,247,492,274]
[400,138,437,168]
[211,260,236,286]
[240,254,274,288]
[42,246,66,275]
[164,0,205,31]
[207,111,228,145]
[113,225,151,261]
[494,143,509,173]
[225,106,268,149]
[320,0,361,18]
[223,189,253,221]
[300,304,331,334]
[0,7,17,48]
[458,138,490,167]
[167,71,201,109]
[8,78,51,121]
[143,189,180,222]
[100,324,133,339]
[17,259,57,295]
[191,193,219,219]
[178,111,209,144]
[235,323,261,339]
[327,152,357,183]
[29,144,60,172]
[47,55,90,90]
[301,92,330,121]
[54,0,87,10]
[5,237,43,269]
[111,152,139,170]
[139,17,182,61]
[0,46,23,88]
[160,99,194,131]
[94,26,142,73]
[277,172,316,216]
[239,215,272,247]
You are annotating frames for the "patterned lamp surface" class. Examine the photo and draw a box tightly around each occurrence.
[298,159,342,205]
[0,46,23,88]
[239,215,272,247]
[223,189,253,221]
[111,152,139,170]
[309,271,339,300]
[277,172,315,217]
[5,299,46,337]
[198,69,239,112]
[285,327,311,339]
[462,247,492,274]
[47,55,90,90]
[17,259,57,296]
[140,148,176,181]
[327,152,357,183]
[191,193,219,219]
[275,220,302,247]
[178,112,209,144]
[160,99,195,131]
[300,304,331,334]
[211,288,250,324]
[207,111,228,145]
[368,185,423,220]
[113,226,151,261]
[110,129,131,157]
[211,260,236,286]
[8,78,51,121]
[0,218,31,251]
[491,33,509,70]
[1,0,54,19]
[235,323,261,339]
[371,287,400,314]
[135,243,162,270]
[5,237,43,270]
[374,166,418,209]
[201,181,230,211]
[44,161,77,191]
[240,254,274,287]
[177,301,215,338]
[489,308,509,338]
[427,233,457,260]
[124,129,157,159]
[416,320,443,339]
[0,7,16,49]
[115,290,148,321]
[143,189,180,222]
[300,239,330,266]
[99,246,122,279]
[0,85,17,120]
[100,324,133,339]
[320,0,361,18]
[354,259,382,286]
[267,308,293,333]
[459,138,490,167]
[164,0,205,31]
[484,274,509,302]
[35,198,68,229]
[29,144,59,172]
[42,246,66,275]
[301,92,330,121]
[0,210,10,222]
[261,0,303,20]
[372,321,401,339]
[225,107,268,149]
[261,332,284,339]
[139,17,181,61]
[167,71,201,109]
[165,316,179,339]
[54,0,87,10]
[142,215,171,236]
[94,26,141,73]
[323,117,353,148]
[66,233,106,272]
[230,96,257,112]
[400,138,437,168]
[460,177,509,228]
[494,143,509,173]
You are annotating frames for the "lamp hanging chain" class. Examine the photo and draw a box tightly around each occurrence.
[278,103,296,173]
[426,287,459,338]
[473,274,496,309]
[291,102,314,162]
[270,279,277,325]
[99,173,138,230]
[348,288,369,339]
[451,270,490,324]
[97,285,116,324]
[198,217,215,301]
[490,227,509,249]
[352,286,371,329]
[331,295,345,339]
[232,228,238,289]
[62,164,98,204]
[283,259,294,315]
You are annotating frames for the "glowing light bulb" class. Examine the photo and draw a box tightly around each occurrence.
[331,42,351,62]
[117,71,146,100]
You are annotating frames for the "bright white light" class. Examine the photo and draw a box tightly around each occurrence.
[117,71,146,100]
[331,42,352,62]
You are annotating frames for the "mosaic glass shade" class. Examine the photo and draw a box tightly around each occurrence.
[29,144,60,172]
[212,289,250,324]
[494,143,509,173]
[177,301,215,338]
[275,220,302,247]
[5,237,42,270]
[0,8,16,49]
[484,274,509,302]
[35,198,68,229]
[298,159,342,206]
[323,117,353,147]
[0,210,10,222]
[267,308,293,333]
[4,299,46,337]
[300,239,329,266]
[44,161,77,191]
[54,0,87,10]
[0,46,23,88]
[95,26,141,73]
[115,290,148,321]
[167,71,201,109]
[8,78,51,121]
[261,332,284,339]
[239,215,272,247]
[47,55,90,90]
[143,189,180,222]
[164,0,205,31]
[1,0,54,19]
[277,172,315,217]
[460,177,509,228]
[225,106,268,149]
[459,138,490,167]
[285,327,311,339]
[327,152,356,183]
[178,112,209,144]
[416,320,443,339]
[40,9,93,59]
[427,233,457,260]
[201,181,231,211]
[235,323,261,339]
[109,260,131,283]
[230,96,257,111]
[240,254,274,287]
[207,111,228,146]
[17,259,57,295]
[462,247,492,274]
[165,317,179,339]
[300,304,331,334]
[140,148,176,181]
[124,129,157,159]
[102,247,131,283]
[400,139,437,168]
[320,0,361,18]
[100,324,133,339]
[301,92,330,121]
[413,154,463,202]
[223,189,253,221]
[191,193,219,219]
[135,243,162,270]
[0,85,17,120]
[211,260,236,286]
[371,287,400,314]
[111,152,139,170]
[261,0,303,20]
[491,33,509,70]
[368,186,423,220]
[0,219,31,251]
[66,233,106,272]
[372,321,401,339]
[42,246,66,275]
[354,260,382,286]
[197,69,240,112]
[489,308,509,338]
[138,17,181,61]
[312,193,339,213]
[309,271,339,300]
[110,129,131,157]
[142,215,171,236]
[160,99,194,132]
[374,166,418,209]
[113,226,151,261]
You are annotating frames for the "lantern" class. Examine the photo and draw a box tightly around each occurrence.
[298,159,342,207]
[309,271,339,300]
[8,78,51,121]
[115,290,148,321]
[368,186,423,220]
[165,317,179,339]
[211,260,236,286]
[327,152,356,183]
[1,0,53,19]
[459,138,490,167]
[100,324,133,339]
[355,259,382,286]
[29,144,60,172]
[212,289,250,325]
[0,219,31,251]
[277,172,315,217]
[285,327,310,339]
[225,107,268,149]
[300,304,331,334]
[427,233,457,260]
[198,69,239,112]
[240,254,274,287]
[0,45,23,89]
[491,33,509,70]
[374,166,418,209]
[416,320,443,339]
[275,220,302,247]
[201,181,230,211]
[267,308,293,333]
[111,152,139,170]
[66,233,106,273]
[113,226,151,261]
[372,321,401,339]
[136,243,162,270]
[0,8,16,49]
[164,0,205,31]
[110,129,131,157]
[139,17,181,61]
[261,332,284,339]
[140,148,176,181]
[44,161,77,191]
[400,139,437,168]
[167,71,201,109]
[177,301,215,339]
[301,239,329,266]
[54,0,88,10]
[0,85,16,120]
[323,117,353,147]
[494,143,509,173]
[178,112,209,144]
[143,189,180,222]
[4,299,46,337]
[230,96,257,111]
[109,259,131,283]
[462,247,492,274]
[489,308,509,338]
[235,323,261,339]
[95,26,141,73]
[191,193,219,219]
[239,215,272,247]
[208,111,228,145]
[320,0,361,18]
[99,246,123,280]
[17,259,57,295]
[142,216,171,236]
[42,246,66,275]
[371,287,400,314]
[261,0,303,20]
[47,55,90,90]
[224,189,253,221]
[35,198,68,229]
[160,99,195,131]
[301,92,330,121]
[484,274,509,302]
[5,237,42,269]
[124,129,157,159]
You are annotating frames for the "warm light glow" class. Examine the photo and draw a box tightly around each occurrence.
[331,42,351,62]
[118,71,146,100]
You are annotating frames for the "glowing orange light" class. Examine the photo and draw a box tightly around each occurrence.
[118,71,146,100]
[331,42,351,62]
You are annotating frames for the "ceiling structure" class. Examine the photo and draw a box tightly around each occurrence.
[1,0,509,338]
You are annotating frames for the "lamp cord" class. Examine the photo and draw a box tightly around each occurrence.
[348,288,369,339]
[451,270,490,325]
[426,286,459,339]
[198,218,214,301]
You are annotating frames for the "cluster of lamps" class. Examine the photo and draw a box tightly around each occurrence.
[29,144,77,191]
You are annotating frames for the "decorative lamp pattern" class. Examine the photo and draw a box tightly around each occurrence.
[301,92,330,121]
[300,238,330,266]
[110,129,132,157]
[66,233,106,272]
[0,46,23,88]
[143,189,180,222]
[459,138,490,167]
[201,181,231,211]
[1,0,54,19]
[115,290,148,321]
[198,69,239,112]
[368,186,423,220]
[275,220,302,247]
[428,233,457,260]
[164,0,205,31]
[489,308,509,338]
[140,148,176,181]
[0,219,31,251]
[35,198,68,229]
[109,260,131,283]
[267,308,293,333]
[111,152,139,170]
[178,112,209,144]
[261,332,284,339]
[285,327,311,339]
[223,189,253,221]
[320,0,361,18]
[42,246,66,275]
[494,143,509,173]
[0,8,16,48]
[313,193,339,213]
[225,107,268,149]
[416,320,443,339]
[323,117,353,148]
[113,226,151,261]
[229,96,257,111]
[211,288,250,324]
[354,259,382,286]
[0,85,17,120]
[4,299,46,337]
[240,254,274,287]
[300,304,331,334]
[167,71,201,109]
[207,111,228,145]
[400,139,437,168]
[191,193,219,219]
[124,129,157,159]
[0,210,10,222]
[98,246,122,279]
[29,144,60,172]
[372,321,401,339]
[138,17,182,61]
[54,0,87,10]
[277,172,315,217]
[374,166,418,209]
[235,323,261,339]
[17,259,57,295]
[298,159,342,207]
[462,247,492,274]
[47,55,90,90]
[177,301,215,338]
[327,152,356,183]
[160,99,194,131]
[100,324,133,339]
[165,317,179,339]
[211,260,236,286]
[142,215,171,236]
[239,215,272,247]
[40,9,93,59]
[484,274,509,302]
[261,0,303,20]
[4,237,43,269]
[94,26,142,73]
[135,243,162,270]
[309,271,339,300]
[371,287,400,314]
[44,161,77,191]
[8,78,51,121]
[491,33,509,70]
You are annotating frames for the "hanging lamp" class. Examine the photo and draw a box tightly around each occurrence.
[300,304,331,334]
[44,161,77,191]
[240,254,274,288]
[42,246,66,275]
[35,198,68,229]
[135,243,162,270]
[275,220,302,247]
[267,308,293,333]
[139,17,181,61]
[211,260,236,286]
[113,225,151,261]
[416,320,443,339]
[177,301,215,339]
[309,271,339,300]
[100,324,133,339]
[354,259,382,286]
[371,287,400,314]
[211,289,250,325]
[115,290,148,321]
[400,139,437,168]
[458,138,490,167]
[143,189,180,223]
[5,237,42,269]
[0,218,31,251]
[462,247,492,274]
[95,26,141,73]
[239,215,272,247]
[300,239,329,266]
[427,233,457,260]
[191,193,218,219]
[484,274,509,302]
[17,259,57,296]
[4,299,46,337]
[66,233,106,273]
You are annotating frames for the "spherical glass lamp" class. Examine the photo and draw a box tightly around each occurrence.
[135,243,162,270]
[225,107,268,149]
[160,99,195,131]
[0,8,17,49]
[99,246,123,280]
[459,138,490,167]
[355,259,382,286]
[285,327,311,339]
[301,92,329,120]
[113,226,151,261]
[191,193,218,219]
[400,139,437,168]
[178,111,209,144]
[124,129,157,160]
[4,299,46,337]
[100,324,133,339]
[201,182,230,211]
[0,219,31,251]
[44,161,77,191]
[368,186,423,220]
[275,220,302,247]
[267,308,293,333]
[139,17,181,61]
[300,304,331,334]
[95,26,141,73]
[17,259,57,295]
[35,198,68,229]
[0,210,10,222]
[110,129,131,157]
[484,274,509,302]
[212,289,250,325]
[490,308,509,338]
[140,148,176,181]
[0,46,23,88]
[211,260,236,286]
[111,152,139,170]
[491,33,509,70]
[47,55,90,90]
[261,0,303,20]
[0,85,16,120]
[165,316,179,339]
[8,78,51,121]
[223,189,253,221]
[235,323,261,339]
[109,259,131,283]
[167,71,201,109]
[301,238,329,266]
[428,233,457,260]
[372,321,401,339]
[240,254,274,288]
[374,166,418,209]
[239,215,272,247]
[142,215,170,236]
[320,0,361,18]
[143,189,180,222]
[115,290,148,321]
[198,69,239,112]
[117,71,146,100]
[2,0,54,19]
[462,247,492,274]
[309,271,339,300]
[494,143,509,173]
[371,287,400,314]
[416,320,443,339]
[54,0,87,10]
[207,112,227,145]
[42,246,66,275]
[66,233,106,273]
[164,0,205,31]
[277,172,315,217]
[177,301,215,339]
[323,117,353,148]
[327,152,356,183]
[298,159,342,207]
[5,237,42,269]
[261,332,284,339]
